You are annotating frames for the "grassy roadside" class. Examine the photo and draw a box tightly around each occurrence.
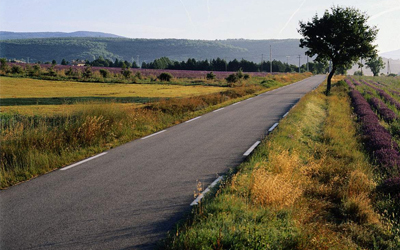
[0,73,311,189]
[163,78,399,249]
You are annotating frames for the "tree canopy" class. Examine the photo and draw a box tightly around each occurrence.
[366,56,385,76]
[298,6,378,94]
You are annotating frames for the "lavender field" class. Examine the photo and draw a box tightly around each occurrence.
[346,76,400,198]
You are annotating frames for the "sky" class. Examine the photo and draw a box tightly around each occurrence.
[1,0,399,53]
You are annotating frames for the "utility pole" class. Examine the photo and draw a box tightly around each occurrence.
[270,45,272,73]
[286,56,290,65]
[298,55,301,73]
[306,56,309,72]
[137,55,140,68]
[387,59,391,75]
[261,54,264,72]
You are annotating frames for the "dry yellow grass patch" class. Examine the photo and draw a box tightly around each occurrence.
[249,150,304,209]
[0,76,226,99]
[0,103,142,116]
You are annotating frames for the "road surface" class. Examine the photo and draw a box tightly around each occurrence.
[0,75,326,249]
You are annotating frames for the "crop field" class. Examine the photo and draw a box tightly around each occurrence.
[0,73,311,188]
[0,76,226,115]
[9,62,271,80]
[346,76,400,211]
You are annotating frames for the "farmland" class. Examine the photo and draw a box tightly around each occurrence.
[0,72,311,188]
[0,77,226,115]
[164,76,400,249]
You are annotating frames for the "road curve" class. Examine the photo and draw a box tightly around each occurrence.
[0,75,326,249]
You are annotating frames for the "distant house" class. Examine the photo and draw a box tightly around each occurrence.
[71,60,86,67]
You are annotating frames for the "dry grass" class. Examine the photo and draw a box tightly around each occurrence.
[165,79,397,249]
[0,76,227,99]
[0,102,143,116]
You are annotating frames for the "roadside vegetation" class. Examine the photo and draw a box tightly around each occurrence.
[0,72,311,188]
[163,76,400,249]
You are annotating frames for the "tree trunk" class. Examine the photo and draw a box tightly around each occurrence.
[326,65,336,95]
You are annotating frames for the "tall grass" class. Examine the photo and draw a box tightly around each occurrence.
[0,83,279,188]
[163,78,399,249]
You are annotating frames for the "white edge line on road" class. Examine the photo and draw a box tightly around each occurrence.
[268,123,279,132]
[190,176,224,206]
[232,102,241,106]
[213,108,224,113]
[185,116,202,123]
[60,152,108,171]
[283,112,289,118]
[141,130,167,140]
[243,141,261,156]
[247,97,254,100]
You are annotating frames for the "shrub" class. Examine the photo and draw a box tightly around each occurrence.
[243,74,250,80]
[47,65,57,77]
[121,68,132,79]
[206,71,216,80]
[158,72,173,81]
[134,71,143,80]
[225,73,239,83]
[0,58,9,73]
[11,65,24,74]
[99,69,110,78]
[82,66,93,78]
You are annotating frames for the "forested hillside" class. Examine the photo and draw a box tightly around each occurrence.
[0,37,306,64]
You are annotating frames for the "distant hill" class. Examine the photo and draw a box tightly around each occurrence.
[0,31,124,40]
[0,37,307,65]
[379,49,400,60]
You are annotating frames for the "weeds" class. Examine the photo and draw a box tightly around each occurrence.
[163,78,399,249]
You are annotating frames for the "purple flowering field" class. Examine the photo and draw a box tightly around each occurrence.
[346,77,400,198]
[9,62,273,80]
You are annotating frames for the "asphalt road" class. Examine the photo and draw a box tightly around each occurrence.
[0,75,326,249]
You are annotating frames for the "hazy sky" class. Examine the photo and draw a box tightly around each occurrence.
[1,0,399,53]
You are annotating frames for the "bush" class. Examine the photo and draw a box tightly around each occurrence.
[206,72,216,80]
[82,66,93,78]
[99,69,110,78]
[158,72,173,81]
[243,74,250,80]
[121,68,132,79]
[0,58,9,73]
[11,65,24,74]
[225,73,239,83]
[134,71,143,80]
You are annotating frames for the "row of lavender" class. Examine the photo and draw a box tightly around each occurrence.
[9,62,273,79]
[346,78,400,198]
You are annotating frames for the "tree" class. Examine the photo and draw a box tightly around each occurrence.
[366,56,385,76]
[61,59,68,65]
[0,58,9,73]
[298,6,378,94]
[52,59,57,65]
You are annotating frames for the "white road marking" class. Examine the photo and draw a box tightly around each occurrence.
[268,123,279,132]
[60,152,108,171]
[141,130,167,140]
[243,141,261,156]
[185,116,202,123]
[213,108,224,113]
[232,102,241,106]
[283,112,289,118]
[190,176,224,206]
[247,97,254,100]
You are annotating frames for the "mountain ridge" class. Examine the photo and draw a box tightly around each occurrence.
[0,31,124,40]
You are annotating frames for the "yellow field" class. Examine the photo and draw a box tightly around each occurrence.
[1,103,143,116]
[0,77,226,115]
[0,77,226,98]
